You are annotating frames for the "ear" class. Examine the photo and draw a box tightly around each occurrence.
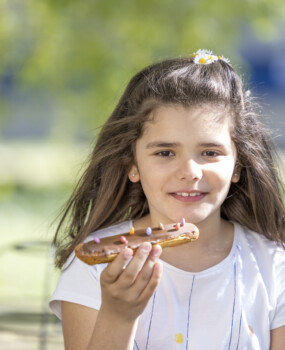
[231,168,241,183]
[128,165,140,183]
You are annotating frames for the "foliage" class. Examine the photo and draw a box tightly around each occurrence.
[0,0,284,135]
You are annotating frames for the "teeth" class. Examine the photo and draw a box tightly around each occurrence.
[176,192,201,197]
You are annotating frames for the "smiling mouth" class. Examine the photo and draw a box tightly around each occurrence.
[175,192,203,197]
[171,191,207,202]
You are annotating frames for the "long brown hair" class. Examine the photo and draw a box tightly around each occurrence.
[53,56,285,268]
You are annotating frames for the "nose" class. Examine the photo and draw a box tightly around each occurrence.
[176,158,203,181]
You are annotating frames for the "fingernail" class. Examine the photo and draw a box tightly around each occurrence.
[140,243,151,253]
[151,245,161,257]
[123,248,133,258]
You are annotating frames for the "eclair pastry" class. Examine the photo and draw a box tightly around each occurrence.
[75,221,199,265]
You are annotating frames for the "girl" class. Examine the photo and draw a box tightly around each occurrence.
[49,49,285,350]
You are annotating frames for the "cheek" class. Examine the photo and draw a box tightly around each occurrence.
[139,171,162,191]
[206,162,235,187]
[138,158,170,182]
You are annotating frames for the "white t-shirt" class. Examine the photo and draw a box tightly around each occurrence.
[49,221,285,350]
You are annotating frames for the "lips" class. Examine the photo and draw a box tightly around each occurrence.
[175,192,202,197]
[170,191,207,202]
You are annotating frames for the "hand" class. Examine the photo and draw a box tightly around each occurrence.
[100,243,163,323]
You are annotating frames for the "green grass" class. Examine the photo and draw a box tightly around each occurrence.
[0,186,67,307]
[0,141,89,310]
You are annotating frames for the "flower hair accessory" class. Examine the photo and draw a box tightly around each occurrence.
[192,49,231,66]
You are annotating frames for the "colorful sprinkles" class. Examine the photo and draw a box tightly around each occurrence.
[146,227,152,236]
[120,235,128,244]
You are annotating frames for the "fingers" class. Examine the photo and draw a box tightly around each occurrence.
[102,243,162,288]
[102,248,133,284]
[131,244,162,297]
[119,242,153,285]
[134,244,162,286]
[139,261,163,301]
[100,243,163,321]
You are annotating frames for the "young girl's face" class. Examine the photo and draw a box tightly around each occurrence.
[129,104,239,228]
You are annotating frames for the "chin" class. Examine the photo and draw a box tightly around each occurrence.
[178,212,213,226]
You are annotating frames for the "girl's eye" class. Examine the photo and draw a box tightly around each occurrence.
[157,150,174,157]
[202,150,219,157]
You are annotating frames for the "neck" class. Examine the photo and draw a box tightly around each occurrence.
[160,218,235,273]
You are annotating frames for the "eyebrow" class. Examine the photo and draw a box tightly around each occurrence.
[145,141,228,149]
[145,141,181,149]
[197,142,227,148]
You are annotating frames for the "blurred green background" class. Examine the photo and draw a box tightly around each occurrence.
[0,0,284,349]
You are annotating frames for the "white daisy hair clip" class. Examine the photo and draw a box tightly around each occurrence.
[192,49,231,66]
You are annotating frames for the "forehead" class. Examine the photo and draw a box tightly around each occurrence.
[142,104,233,138]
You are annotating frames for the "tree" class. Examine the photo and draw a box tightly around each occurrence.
[0,0,284,138]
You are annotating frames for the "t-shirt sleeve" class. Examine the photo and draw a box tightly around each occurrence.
[49,252,107,320]
[271,249,285,330]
